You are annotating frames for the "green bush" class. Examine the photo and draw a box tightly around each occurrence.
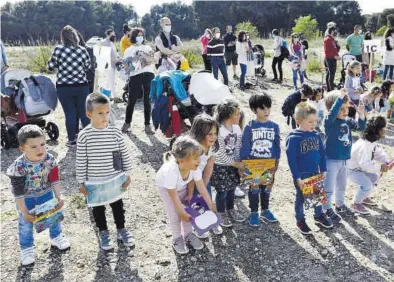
[292,15,319,39]
[306,56,322,73]
[181,39,203,67]
[376,25,387,36]
[24,42,53,74]
[264,51,272,58]
[236,21,259,39]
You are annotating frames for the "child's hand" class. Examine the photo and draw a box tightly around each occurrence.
[209,203,217,213]
[356,100,365,117]
[180,212,191,222]
[122,176,131,189]
[22,212,35,223]
[185,193,193,203]
[79,184,88,195]
[340,88,348,99]
[381,164,389,173]
[57,197,65,209]
[296,178,304,189]
[234,162,245,170]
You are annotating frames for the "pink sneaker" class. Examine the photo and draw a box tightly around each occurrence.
[351,203,370,215]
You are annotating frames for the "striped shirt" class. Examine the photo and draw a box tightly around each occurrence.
[215,125,242,166]
[76,125,132,184]
[207,38,225,57]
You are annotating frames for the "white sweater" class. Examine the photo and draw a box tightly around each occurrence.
[347,139,389,174]
[236,41,249,65]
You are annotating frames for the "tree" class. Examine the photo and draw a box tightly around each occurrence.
[387,14,394,28]
[364,13,380,33]
[376,25,387,36]
[292,15,318,38]
[235,22,259,39]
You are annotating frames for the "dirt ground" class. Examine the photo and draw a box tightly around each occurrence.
[1,55,394,282]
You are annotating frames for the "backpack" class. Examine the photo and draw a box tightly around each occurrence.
[280,40,290,59]
[15,75,57,116]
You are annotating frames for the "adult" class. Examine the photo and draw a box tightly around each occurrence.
[47,25,91,147]
[76,31,96,93]
[324,22,336,37]
[383,28,394,80]
[0,40,8,73]
[102,29,121,98]
[223,25,238,79]
[155,17,183,69]
[207,27,228,86]
[200,28,212,71]
[121,28,155,134]
[289,33,305,90]
[120,24,132,56]
[300,33,309,80]
[346,25,364,63]
[324,26,340,92]
[271,29,284,83]
[363,31,373,66]
[236,31,248,90]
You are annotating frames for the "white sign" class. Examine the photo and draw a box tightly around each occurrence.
[364,40,381,53]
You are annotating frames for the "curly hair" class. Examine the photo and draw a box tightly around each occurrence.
[363,115,386,142]
[60,25,79,47]
[215,99,240,124]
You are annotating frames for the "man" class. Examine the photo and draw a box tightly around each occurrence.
[223,25,238,79]
[102,29,121,100]
[324,27,340,92]
[346,25,364,63]
[155,17,183,69]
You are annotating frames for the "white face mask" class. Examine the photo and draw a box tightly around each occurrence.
[136,36,144,44]
[163,25,171,33]
[215,33,220,39]
[294,38,299,43]
[206,34,211,39]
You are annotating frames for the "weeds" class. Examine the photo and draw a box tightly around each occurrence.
[307,55,323,73]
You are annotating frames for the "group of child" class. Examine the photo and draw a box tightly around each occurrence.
[6,82,394,262]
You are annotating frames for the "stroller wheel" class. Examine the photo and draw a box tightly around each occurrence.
[123,91,129,103]
[1,130,13,149]
[260,68,266,77]
[46,122,59,141]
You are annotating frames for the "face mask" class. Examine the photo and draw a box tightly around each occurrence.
[294,38,299,43]
[215,33,220,39]
[136,36,144,44]
[109,35,116,42]
[163,25,171,33]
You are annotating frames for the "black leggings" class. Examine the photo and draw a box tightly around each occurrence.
[125,72,154,125]
[272,56,284,80]
[92,199,125,231]
[202,54,212,71]
[325,58,337,92]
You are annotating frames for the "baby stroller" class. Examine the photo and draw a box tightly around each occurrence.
[252,44,266,77]
[1,69,59,149]
[338,53,368,91]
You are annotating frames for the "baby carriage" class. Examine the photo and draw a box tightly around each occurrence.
[1,69,59,149]
[150,70,231,138]
[338,53,368,91]
[252,44,266,77]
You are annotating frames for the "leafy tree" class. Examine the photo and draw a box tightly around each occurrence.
[292,15,319,38]
[235,21,259,39]
[387,14,394,28]
[376,25,387,36]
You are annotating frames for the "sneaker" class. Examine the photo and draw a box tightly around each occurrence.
[260,209,278,223]
[50,234,70,250]
[121,123,131,133]
[296,220,312,235]
[335,204,355,216]
[326,208,342,224]
[351,203,370,215]
[172,236,189,255]
[314,214,334,229]
[117,228,135,248]
[228,209,245,223]
[234,186,245,197]
[194,231,209,239]
[212,225,223,235]
[271,78,278,82]
[66,140,77,148]
[99,230,114,251]
[185,233,204,250]
[362,197,378,206]
[144,125,154,135]
[278,79,283,84]
[233,74,239,80]
[21,247,35,266]
[219,212,233,228]
[248,212,260,227]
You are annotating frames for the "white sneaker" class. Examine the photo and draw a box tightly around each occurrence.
[50,234,70,250]
[194,230,209,239]
[234,186,245,197]
[21,247,35,266]
[212,225,223,235]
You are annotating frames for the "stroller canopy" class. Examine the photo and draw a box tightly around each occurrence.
[1,69,31,95]
[342,53,356,69]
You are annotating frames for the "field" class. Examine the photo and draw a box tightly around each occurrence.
[1,42,394,282]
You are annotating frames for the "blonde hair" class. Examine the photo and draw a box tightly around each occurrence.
[60,25,79,48]
[324,90,349,111]
[294,102,317,121]
[346,61,362,77]
[164,135,203,163]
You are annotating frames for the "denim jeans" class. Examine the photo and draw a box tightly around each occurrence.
[211,57,228,86]
[240,63,247,88]
[348,170,378,204]
[292,69,304,89]
[294,175,323,222]
[215,189,235,213]
[248,185,270,213]
[383,65,394,80]
[57,85,90,142]
[18,190,62,250]
[193,181,212,198]
[323,159,348,210]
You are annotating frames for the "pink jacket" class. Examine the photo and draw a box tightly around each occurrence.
[200,35,210,55]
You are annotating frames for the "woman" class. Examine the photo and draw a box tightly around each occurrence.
[120,24,132,56]
[324,26,340,92]
[289,33,305,90]
[200,28,212,71]
[47,25,91,147]
[383,28,394,80]
[236,31,248,90]
[271,29,283,83]
[300,33,309,80]
[102,29,120,99]
[207,27,228,86]
[121,28,155,134]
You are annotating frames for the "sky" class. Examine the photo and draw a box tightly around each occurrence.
[1,0,394,16]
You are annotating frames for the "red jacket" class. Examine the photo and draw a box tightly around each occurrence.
[200,35,210,55]
[324,35,339,59]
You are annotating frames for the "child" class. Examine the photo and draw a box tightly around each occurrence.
[7,125,70,265]
[234,110,246,198]
[360,86,382,112]
[308,86,326,131]
[347,115,393,214]
[240,93,281,227]
[211,99,246,227]
[285,103,333,235]
[77,93,133,251]
[187,114,223,236]
[344,60,364,105]
[157,136,215,254]
[323,89,366,223]
[380,79,394,114]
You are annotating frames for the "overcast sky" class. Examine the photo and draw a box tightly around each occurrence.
[2,0,394,16]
